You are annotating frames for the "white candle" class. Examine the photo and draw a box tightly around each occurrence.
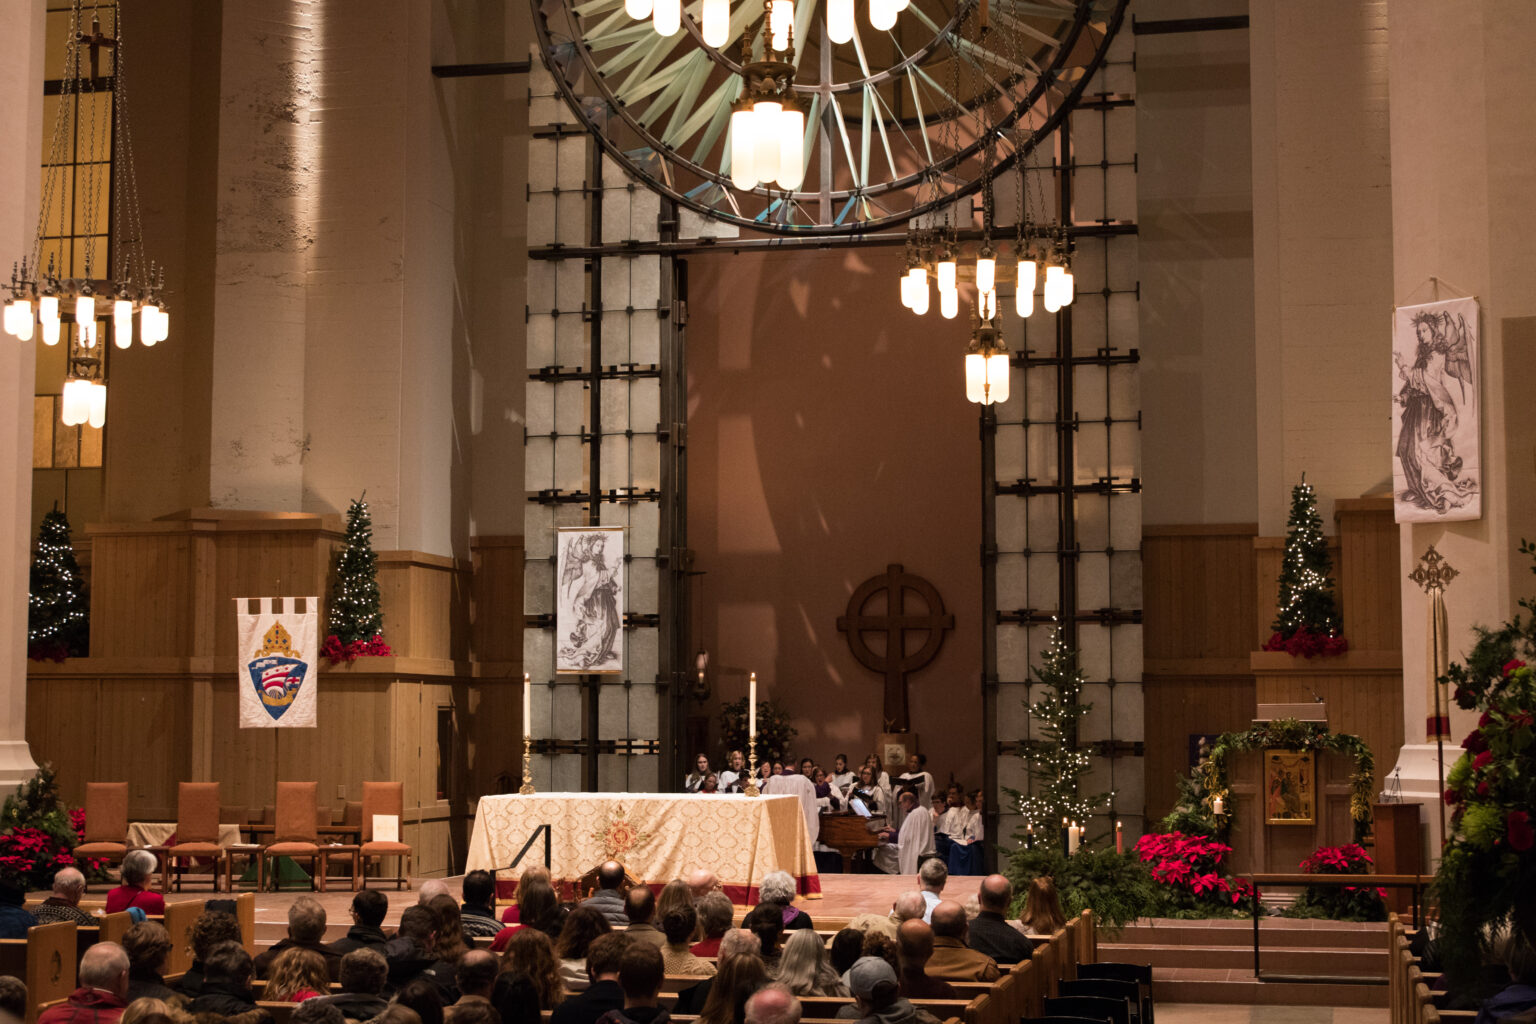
[748,672,757,738]
[1212,795,1225,816]
[523,673,531,740]
[1067,821,1081,855]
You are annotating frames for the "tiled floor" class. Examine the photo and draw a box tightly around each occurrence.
[1156,1006,1388,1023]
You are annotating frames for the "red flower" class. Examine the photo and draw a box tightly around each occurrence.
[1477,780,1491,797]
[1503,659,1527,676]
[1509,811,1534,852]
[1473,750,1493,772]
[1463,730,1488,753]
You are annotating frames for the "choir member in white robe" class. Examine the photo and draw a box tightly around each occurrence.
[873,791,934,874]
[718,749,746,792]
[762,766,821,844]
[829,754,855,793]
[894,754,935,814]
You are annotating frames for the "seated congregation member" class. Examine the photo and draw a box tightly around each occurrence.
[661,905,715,978]
[33,868,94,926]
[1477,933,1536,1024]
[394,977,447,1024]
[497,928,566,1012]
[757,871,813,931]
[106,851,165,916]
[375,1004,426,1024]
[0,879,37,939]
[39,943,131,1024]
[673,928,761,1017]
[581,863,631,929]
[834,957,940,1024]
[385,906,443,992]
[691,892,734,958]
[622,887,665,949]
[419,880,453,905]
[187,941,262,1017]
[873,793,934,876]
[318,949,391,1021]
[445,950,499,1022]
[553,906,613,993]
[916,862,946,923]
[174,910,244,998]
[332,889,391,956]
[0,976,29,1023]
[1018,876,1066,936]
[293,1001,349,1024]
[256,896,343,981]
[429,894,474,967]
[687,869,721,900]
[923,903,998,982]
[966,876,1030,965]
[685,754,713,793]
[501,865,554,924]
[894,921,956,1001]
[122,923,180,1004]
[744,984,801,1024]
[443,1003,496,1024]
[460,871,504,940]
[741,905,784,976]
[858,933,898,978]
[551,932,629,1024]
[718,751,747,794]
[844,892,923,943]
[491,876,564,951]
[267,947,333,1002]
[119,996,177,1024]
[655,880,693,924]
[596,942,670,1024]
[697,949,769,1024]
[828,930,866,981]
[776,930,845,998]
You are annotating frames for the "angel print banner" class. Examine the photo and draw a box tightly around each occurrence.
[557,526,625,674]
[1392,297,1480,523]
[237,597,320,728]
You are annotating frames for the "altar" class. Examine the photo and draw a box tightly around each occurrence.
[465,793,820,903]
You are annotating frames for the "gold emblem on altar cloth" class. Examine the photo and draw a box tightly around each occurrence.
[591,807,652,858]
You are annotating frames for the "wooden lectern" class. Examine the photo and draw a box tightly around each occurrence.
[1371,802,1422,914]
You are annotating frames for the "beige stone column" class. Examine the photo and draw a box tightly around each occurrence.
[0,0,44,785]
[1385,0,1536,858]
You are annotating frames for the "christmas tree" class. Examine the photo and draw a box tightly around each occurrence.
[324,496,391,662]
[28,509,89,661]
[1007,625,1113,843]
[1263,476,1348,657]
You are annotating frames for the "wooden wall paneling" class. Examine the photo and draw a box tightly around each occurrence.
[25,676,100,809]
[92,677,189,819]
[471,536,524,665]
[207,679,280,817]
[1334,498,1401,651]
[466,677,521,800]
[87,528,194,657]
[1143,526,1258,662]
[1141,674,1257,821]
[272,677,395,821]
[213,531,334,658]
[375,554,472,662]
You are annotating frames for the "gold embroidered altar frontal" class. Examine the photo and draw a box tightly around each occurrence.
[465,793,821,902]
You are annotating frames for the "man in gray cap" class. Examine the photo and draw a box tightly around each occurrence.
[837,957,941,1024]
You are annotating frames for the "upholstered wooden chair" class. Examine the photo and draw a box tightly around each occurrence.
[74,782,130,879]
[164,782,229,892]
[356,782,412,890]
[260,781,324,892]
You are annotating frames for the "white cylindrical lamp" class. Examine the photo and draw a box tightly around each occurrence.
[653,0,681,35]
[776,105,804,189]
[702,0,729,46]
[730,107,757,189]
[60,378,91,426]
[827,0,854,43]
[752,100,781,184]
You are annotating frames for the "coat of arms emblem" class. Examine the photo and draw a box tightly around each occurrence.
[247,621,308,721]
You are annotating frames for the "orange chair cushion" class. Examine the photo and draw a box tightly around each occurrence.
[361,841,411,855]
[74,842,127,857]
[265,841,320,856]
[275,783,319,843]
[84,783,129,844]
[166,842,224,857]
[360,782,403,843]
[178,782,222,844]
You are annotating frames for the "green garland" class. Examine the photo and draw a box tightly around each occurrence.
[1199,719,1374,841]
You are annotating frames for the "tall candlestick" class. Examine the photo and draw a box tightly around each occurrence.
[748,672,757,738]
[523,673,531,740]
[1115,820,1123,855]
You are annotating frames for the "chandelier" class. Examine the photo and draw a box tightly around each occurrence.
[3,1,167,428]
[624,0,907,50]
[727,0,805,191]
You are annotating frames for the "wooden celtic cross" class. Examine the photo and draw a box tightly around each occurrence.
[837,564,954,733]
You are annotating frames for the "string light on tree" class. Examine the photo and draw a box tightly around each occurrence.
[323,496,393,662]
[28,509,89,662]
[1262,476,1348,658]
[1005,623,1113,845]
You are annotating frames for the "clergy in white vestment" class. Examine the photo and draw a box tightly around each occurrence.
[762,765,821,843]
[873,790,934,874]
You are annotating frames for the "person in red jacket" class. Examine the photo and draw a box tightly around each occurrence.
[104,851,165,916]
[39,942,130,1024]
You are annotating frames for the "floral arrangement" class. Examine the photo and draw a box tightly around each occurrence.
[1436,590,1536,988]
[1005,846,1157,932]
[1262,629,1349,659]
[1134,831,1256,915]
[0,766,104,890]
[718,697,798,766]
[1282,843,1386,921]
[321,633,393,664]
[1197,718,1374,841]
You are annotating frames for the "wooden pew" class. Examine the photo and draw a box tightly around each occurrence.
[237,892,257,956]
[0,922,79,1024]
[163,900,206,975]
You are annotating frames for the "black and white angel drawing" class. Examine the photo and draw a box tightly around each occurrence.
[557,529,623,672]
[1393,303,1479,520]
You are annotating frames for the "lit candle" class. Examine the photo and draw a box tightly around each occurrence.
[1212,795,1225,816]
[748,672,757,738]
[1115,820,1123,855]
[1067,821,1081,855]
[523,673,531,740]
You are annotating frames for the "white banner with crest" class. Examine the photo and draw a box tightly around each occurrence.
[237,596,320,728]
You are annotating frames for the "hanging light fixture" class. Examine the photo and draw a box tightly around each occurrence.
[727,0,804,192]
[964,316,1010,406]
[4,1,167,428]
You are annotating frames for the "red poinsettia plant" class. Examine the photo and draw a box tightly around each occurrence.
[1262,628,1349,658]
[1135,831,1256,913]
[321,633,393,664]
[1285,843,1386,921]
